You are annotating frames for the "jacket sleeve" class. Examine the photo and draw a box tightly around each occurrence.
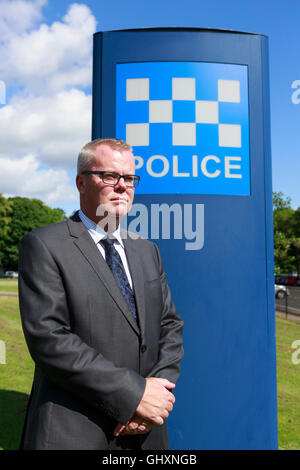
[18,231,146,425]
[146,243,184,383]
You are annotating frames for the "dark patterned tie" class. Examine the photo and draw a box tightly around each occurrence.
[101,237,138,324]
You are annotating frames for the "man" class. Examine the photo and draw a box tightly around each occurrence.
[19,138,184,450]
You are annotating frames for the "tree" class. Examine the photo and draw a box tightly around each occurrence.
[273,192,300,275]
[291,207,300,237]
[273,231,294,274]
[289,237,300,277]
[0,194,13,268]
[273,192,294,236]
[272,192,291,211]
[1,197,66,270]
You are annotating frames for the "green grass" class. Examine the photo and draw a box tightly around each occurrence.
[0,279,18,293]
[276,316,300,450]
[0,296,34,450]
[0,296,299,450]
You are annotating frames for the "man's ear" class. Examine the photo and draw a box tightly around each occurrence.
[76,174,86,194]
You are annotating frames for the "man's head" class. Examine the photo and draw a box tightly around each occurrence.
[76,138,137,230]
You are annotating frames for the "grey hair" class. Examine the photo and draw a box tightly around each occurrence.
[77,138,132,174]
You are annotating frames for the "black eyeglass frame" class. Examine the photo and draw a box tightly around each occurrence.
[81,171,140,188]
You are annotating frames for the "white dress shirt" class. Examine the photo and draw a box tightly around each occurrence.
[78,209,133,289]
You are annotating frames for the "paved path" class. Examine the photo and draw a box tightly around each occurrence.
[276,286,300,312]
[0,292,18,297]
[276,310,300,323]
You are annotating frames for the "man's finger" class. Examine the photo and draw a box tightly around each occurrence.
[151,416,164,426]
[150,377,176,389]
[168,393,175,404]
[113,423,126,437]
[166,401,174,413]
[127,421,139,431]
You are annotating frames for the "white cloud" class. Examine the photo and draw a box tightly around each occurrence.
[0,2,96,93]
[0,2,96,210]
[0,0,46,39]
[0,154,78,204]
[0,88,92,168]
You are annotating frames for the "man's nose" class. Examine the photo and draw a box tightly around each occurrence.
[114,176,127,191]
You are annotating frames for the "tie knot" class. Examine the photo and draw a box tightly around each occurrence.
[101,236,115,248]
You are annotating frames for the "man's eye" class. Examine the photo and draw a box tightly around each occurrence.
[104,173,117,181]
[124,176,134,183]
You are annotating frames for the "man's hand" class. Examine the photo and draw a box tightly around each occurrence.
[114,413,155,436]
[113,377,175,437]
[136,377,175,424]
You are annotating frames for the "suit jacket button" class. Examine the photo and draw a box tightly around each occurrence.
[141,344,147,353]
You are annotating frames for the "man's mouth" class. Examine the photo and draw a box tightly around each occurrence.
[111,198,128,203]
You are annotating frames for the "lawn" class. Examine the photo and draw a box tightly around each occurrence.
[0,296,34,450]
[0,279,18,293]
[276,316,300,450]
[0,295,299,450]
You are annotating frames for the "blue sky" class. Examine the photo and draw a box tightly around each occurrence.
[0,0,299,213]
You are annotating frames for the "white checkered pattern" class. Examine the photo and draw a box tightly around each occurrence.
[125,77,241,147]
[149,100,172,122]
[126,78,149,101]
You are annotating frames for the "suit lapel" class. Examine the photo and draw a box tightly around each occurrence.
[123,234,146,340]
[67,214,140,335]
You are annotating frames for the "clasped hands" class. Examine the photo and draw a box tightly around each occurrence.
[113,377,175,437]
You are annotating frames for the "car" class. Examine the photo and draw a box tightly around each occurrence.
[275,284,290,299]
[275,275,287,285]
[286,277,298,286]
[4,271,18,279]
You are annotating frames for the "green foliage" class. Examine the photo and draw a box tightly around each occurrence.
[273,192,300,275]
[273,192,291,210]
[292,208,300,238]
[0,195,13,267]
[274,231,294,274]
[0,195,66,271]
[289,236,300,277]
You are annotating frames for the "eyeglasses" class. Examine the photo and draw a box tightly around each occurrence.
[81,171,140,188]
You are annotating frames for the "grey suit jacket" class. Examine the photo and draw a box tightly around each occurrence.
[18,211,184,450]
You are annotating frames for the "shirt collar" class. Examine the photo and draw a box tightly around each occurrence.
[78,209,124,248]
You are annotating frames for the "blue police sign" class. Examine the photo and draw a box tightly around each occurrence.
[93,28,277,450]
[116,62,250,195]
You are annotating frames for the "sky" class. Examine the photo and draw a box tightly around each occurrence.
[0,0,299,215]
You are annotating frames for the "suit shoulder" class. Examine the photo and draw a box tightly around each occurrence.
[135,237,159,252]
[123,230,160,259]
[21,219,69,244]
[122,229,155,247]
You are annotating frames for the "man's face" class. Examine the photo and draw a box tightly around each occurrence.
[76,144,136,226]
